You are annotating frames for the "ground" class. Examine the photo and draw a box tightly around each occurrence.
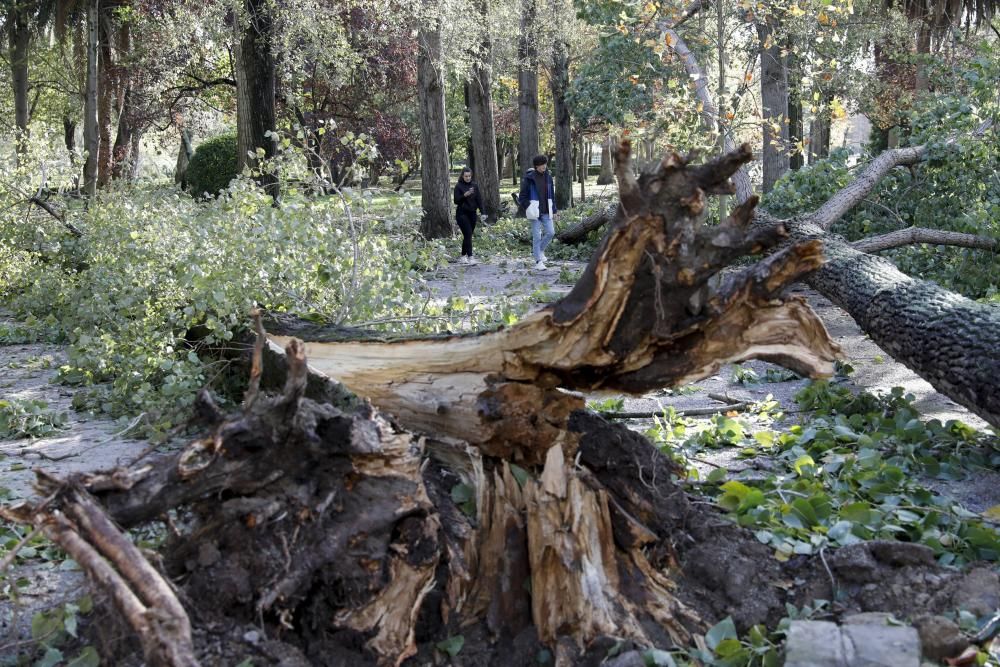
[1,253,999,664]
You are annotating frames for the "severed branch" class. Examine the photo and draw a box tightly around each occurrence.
[2,480,198,667]
[853,227,999,254]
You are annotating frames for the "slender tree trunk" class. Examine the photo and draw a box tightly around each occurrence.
[757,19,789,192]
[83,0,100,197]
[175,128,194,187]
[511,145,518,185]
[549,40,573,210]
[97,14,114,188]
[788,56,804,171]
[808,98,832,163]
[466,19,501,223]
[517,0,539,174]
[112,88,135,180]
[235,0,279,199]
[417,0,452,239]
[63,116,77,165]
[8,4,31,160]
[716,0,728,223]
[578,133,586,203]
[597,134,614,184]
[111,22,134,180]
[914,21,932,93]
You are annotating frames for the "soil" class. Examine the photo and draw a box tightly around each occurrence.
[2,257,999,665]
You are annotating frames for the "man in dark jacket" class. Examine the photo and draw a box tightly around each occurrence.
[518,154,557,270]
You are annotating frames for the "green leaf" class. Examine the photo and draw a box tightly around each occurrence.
[67,647,101,667]
[436,635,465,657]
[35,647,64,667]
[642,648,677,666]
[704,616,737,650]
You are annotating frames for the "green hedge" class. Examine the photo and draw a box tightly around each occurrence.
[186,133,238,198]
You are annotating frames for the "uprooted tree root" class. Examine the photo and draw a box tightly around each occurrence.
[2,145,994,666]
[3,341,991,666]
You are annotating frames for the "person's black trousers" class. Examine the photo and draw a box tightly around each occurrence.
[457,213,476,256]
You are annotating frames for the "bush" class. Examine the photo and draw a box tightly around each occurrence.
[186,133,238,197]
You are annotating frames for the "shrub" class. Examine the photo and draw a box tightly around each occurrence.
[186,133,238,197]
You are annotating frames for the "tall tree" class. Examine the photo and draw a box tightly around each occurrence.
[82,0,99,196]
[7,0,31,158]
[416,0,451,239]
[757,16,789,192]
[234,0,278,198]
[549,38,573,210]
[517,0,539,174]
[465,1,500,223]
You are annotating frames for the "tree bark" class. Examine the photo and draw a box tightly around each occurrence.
[788,55,804,171]
[97,12,114,188]
[416,0,452,239]
[8,2,31,159]
[808,97,832,164]
[792,221,1000,426]
[83,0,99,197]
[63,115,77,165]
[757,19,789,193]
[596,134,614,184]
[174,128,194,188]
[550,40,573,210]
[517,0,539,174]
[556,203,617,244]
[466,20,501,223]
[852,227,1000,254]
[234,0,279,199]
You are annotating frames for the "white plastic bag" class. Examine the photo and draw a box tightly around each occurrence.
[526,201,540,220]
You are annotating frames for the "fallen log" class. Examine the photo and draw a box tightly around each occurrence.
[268,144,839,461]
[555,202,617,244]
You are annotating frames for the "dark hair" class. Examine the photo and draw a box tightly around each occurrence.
[532,154,548,167]
[460,166,473,176]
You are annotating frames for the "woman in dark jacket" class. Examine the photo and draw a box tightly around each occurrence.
[453,167,485,264]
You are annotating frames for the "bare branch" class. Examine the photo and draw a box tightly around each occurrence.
[809,146,924,230]
[662,27,753,203]
[853,227,999,253]
[808,119,994,230]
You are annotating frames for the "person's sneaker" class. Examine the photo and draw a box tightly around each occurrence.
[468,256,479,265]
[459,255,470,264]
[534,260,547,270]
[541,253,548,262]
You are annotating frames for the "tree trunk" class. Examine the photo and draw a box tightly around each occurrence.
[517,0,539,174]
[792,221,1000,426]
[788,56,804,171]
[97,14,114,188]
[8,3,31,159]
[83,0,100,197]
[808,99,832,163]
[416,1,452,239]
[550,40,573,211]
[556,203,617,244]
[757,19,789,192]
[596,134,614,184]
[175,128,194,187]
[234,0,279,199]
[578,133,586,203]
[63,115,77,165]
[112,88,135,180]
[466,25,501,223]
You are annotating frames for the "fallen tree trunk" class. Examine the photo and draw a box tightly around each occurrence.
[555,202,618,244]
[268,144,839,458]
[795,221,1000,426]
